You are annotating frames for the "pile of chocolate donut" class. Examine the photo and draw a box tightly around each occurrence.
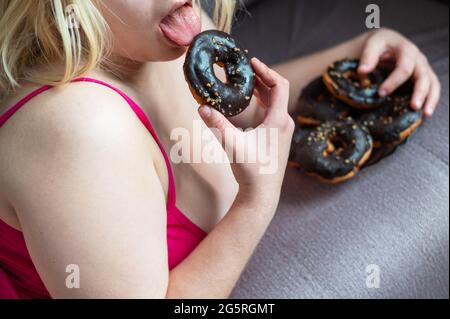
[290,59,424,184]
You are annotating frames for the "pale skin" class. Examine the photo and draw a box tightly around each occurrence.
[0,0,441,298]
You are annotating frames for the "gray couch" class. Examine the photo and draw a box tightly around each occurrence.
[230,0,449,299]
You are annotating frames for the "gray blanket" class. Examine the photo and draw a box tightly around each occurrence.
[230,0,449,299]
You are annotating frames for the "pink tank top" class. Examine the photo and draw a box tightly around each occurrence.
[0,77,207,299]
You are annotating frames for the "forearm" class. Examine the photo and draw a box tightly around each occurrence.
[166,190,278,299]
[273,32,371,112]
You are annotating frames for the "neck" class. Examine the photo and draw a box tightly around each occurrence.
[103,54,148,87]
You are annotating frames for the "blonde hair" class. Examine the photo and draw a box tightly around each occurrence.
[0,0,236,95]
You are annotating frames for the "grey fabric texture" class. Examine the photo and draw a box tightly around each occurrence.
[230,0,449,299]
[240,0,260,7]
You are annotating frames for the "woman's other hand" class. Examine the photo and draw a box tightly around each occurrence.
[358,28,441,117]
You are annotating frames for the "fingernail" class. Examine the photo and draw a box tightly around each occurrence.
[359,64,369,72]
[414,98,423,108]
[199,106,212,119]
[379,89,388,97]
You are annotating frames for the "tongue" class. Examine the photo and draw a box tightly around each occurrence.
[160,4,201,47]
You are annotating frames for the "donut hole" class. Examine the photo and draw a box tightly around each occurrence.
[213,63,228,84]
[325,137,348,157]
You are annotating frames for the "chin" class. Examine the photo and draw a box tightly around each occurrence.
[161,46,188,61]
[146,33,189,62]
[133,44,187,63]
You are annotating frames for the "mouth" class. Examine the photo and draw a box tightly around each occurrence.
[159,1,201,47]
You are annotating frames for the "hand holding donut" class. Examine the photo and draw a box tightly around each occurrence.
[198,58,294,206]
[358,28,441,117]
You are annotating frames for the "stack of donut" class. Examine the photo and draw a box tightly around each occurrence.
[290,59,424,184]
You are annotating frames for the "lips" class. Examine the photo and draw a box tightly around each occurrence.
[159,3,201,47]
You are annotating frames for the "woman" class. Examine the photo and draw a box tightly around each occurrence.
[0,0,440,299]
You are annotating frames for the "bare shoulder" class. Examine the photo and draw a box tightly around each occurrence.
[0,81,158,190]
[0,83,170,298]
[3,81,145,141]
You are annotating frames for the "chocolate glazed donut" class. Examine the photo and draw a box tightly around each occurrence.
[323,59,388,110]
[292,118,373,184]
[360,95,423,147]
[297,77,352,126]
[289,126,313,167]
[184,30,255,117]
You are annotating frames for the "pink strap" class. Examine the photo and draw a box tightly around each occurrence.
[0,85,52,127]
[0,78,177,208]
[74,78,177,207]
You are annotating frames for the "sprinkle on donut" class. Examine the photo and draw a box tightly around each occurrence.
[359,94,423,147]
[291,118,373,184]
[323,59,388,110]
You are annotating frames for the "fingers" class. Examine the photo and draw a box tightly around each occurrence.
[251,58,290,126]
[407,53,440,116]
[358,36,386,74]
[254,75,271,107]
[423,73,441,117]
[411,59,432,110]
[251,58,290,109]
[252,57,279,88]
[198,105,235,137]
[379,51,415,96]
[379,51,395,62]
[358,30,441,117]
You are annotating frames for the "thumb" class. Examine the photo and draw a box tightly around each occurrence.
[198,105,239,153]
[198,105,236,136]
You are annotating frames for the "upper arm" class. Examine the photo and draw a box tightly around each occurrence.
[4,83,169,298]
